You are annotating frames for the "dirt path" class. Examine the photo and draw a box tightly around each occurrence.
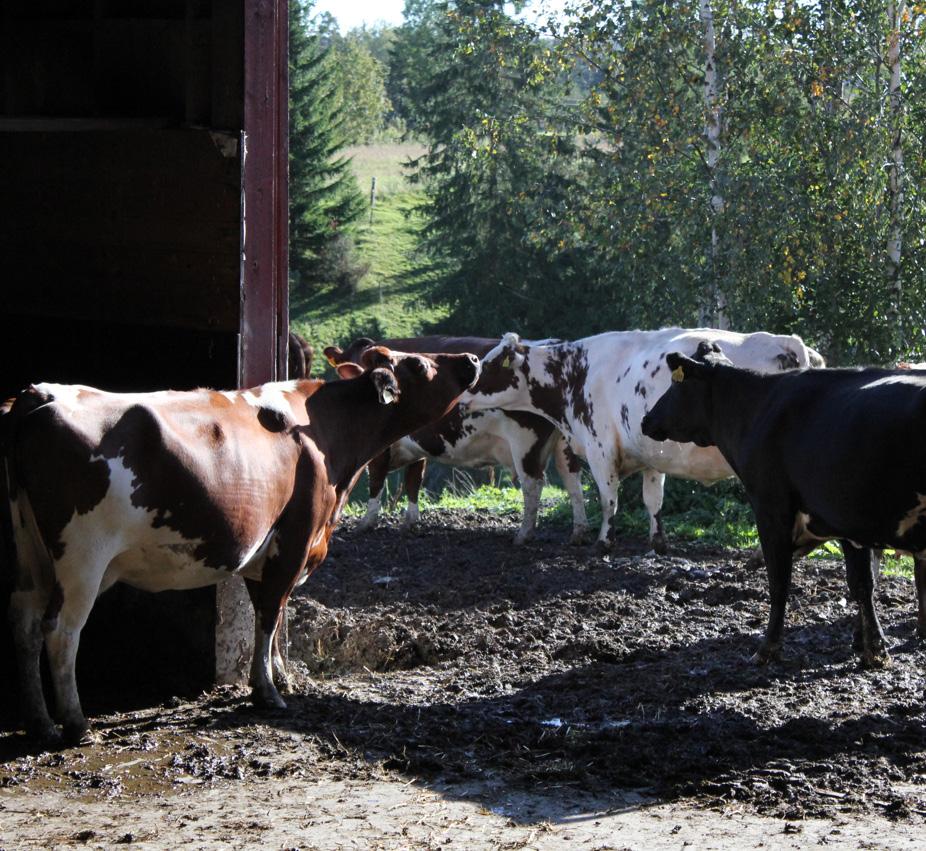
[2,773,923,849]
[2,510,925,848]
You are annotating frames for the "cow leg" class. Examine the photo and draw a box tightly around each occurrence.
[914,556,926,638]
[9,588,58,742]
[358,450,391,532]
[244,578,288,709]
[641,470,667,554]
[588,456,620,553]
[402,459,426,530]
[553,437,589,545]
[752,520,794,664]
[42,559,109,744]
[842,543,890,667]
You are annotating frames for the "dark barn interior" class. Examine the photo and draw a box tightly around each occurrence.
[0,0,288,722]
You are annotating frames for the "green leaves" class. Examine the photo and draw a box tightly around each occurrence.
[289,0,367,289]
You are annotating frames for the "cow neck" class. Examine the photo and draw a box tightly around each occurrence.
[708,366,778,474]
[304,376,426,490]
[523,342,590,431]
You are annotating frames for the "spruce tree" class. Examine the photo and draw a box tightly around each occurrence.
[288,0,365,288]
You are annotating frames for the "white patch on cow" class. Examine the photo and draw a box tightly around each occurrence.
[861,375,926,391]
[403,501,420,527]
[242,382,299,418]
[358,496,381,531]
[34,383,185,412]
[54,455,274,594]
[896,493,926,538]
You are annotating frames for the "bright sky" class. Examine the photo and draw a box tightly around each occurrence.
[310,0,563,33]
[310,0,406,31]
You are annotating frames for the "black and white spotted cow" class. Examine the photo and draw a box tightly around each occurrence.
[461,328,823,552]
[641,346,926,665]
[324,336,588,545]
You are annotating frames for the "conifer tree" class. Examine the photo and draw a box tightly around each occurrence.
[288,0,365,288]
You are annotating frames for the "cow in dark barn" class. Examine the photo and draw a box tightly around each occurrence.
[641,342,926,666]
[324,336,588,545]
[1,346,479,745]
[288,332,314,379]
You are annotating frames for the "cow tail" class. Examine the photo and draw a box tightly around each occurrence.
[0,388,58,613]
[0,396,21,596]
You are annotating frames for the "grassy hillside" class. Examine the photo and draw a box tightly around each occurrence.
[290,143,449,371]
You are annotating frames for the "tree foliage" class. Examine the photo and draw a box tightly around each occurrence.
[406,0,592,335]
[402,0,926,363]
[328,32,394,144]
[289,0,366,288]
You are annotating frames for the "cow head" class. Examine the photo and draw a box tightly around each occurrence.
[460,332,528,411]
[332,345,481,423]
[324,337,377,370]
[641,343,731,448]
[288,332,314,379]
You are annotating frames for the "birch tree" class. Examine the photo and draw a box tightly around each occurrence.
[700,0,727,328]
[885,1,905,343]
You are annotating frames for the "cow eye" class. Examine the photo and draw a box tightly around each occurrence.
[408,357,428,375]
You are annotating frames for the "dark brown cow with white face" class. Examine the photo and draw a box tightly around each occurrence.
[2,346,479,744]
[323,336,588,544]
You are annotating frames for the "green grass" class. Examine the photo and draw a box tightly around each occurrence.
[290,143,447,371]
[343,142,426,199]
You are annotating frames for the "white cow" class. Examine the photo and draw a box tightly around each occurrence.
[461,328,824,551]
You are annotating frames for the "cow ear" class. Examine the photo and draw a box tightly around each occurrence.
[371,368,400,405]
[666,352,708,382]
[324,346,343,367]
[335,362,363,379]
[694,341,715,360]
[406,355,429,375]
[498,343,526,371]
[362,346,393,372]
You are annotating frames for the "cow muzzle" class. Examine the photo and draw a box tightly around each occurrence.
[640,413,667,442]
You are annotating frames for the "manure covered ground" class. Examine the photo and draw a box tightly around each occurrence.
[2,510,925,848]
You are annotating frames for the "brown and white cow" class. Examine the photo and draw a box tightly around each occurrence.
[1,346,479,744]
[324,336,589,545]
[461,328,823,552]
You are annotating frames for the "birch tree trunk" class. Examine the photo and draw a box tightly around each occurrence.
[699,0,727,329]
[886,2,905,344]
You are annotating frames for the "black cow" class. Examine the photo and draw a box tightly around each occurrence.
[641,342,926,667]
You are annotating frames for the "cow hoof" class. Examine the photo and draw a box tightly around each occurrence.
[860,648,892,669]
[569,528,591,546]
[250,689,288,711]
[651,535,668,556]
[594,540,612,556]
[750,643,781,666]
[744,549,765,570]
[62,720,91,746]
[27,720,63,748]
[513,532,533,546]
[356,520,378,534]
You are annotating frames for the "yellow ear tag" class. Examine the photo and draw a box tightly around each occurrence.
[325,353,338,367]
[501,355,511,368]
[671,366,685,383]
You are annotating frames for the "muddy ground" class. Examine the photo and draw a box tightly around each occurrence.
[1,508,925,848]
